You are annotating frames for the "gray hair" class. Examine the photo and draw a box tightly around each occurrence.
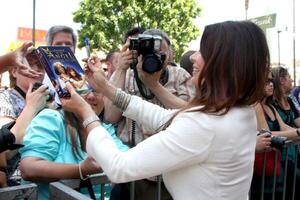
[143,29,171,47]
[46,25,77,47]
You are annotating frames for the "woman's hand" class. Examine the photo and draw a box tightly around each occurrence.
[82,55,102,69]
[256,133,272,153]
[25,83,49,114]
[84,56,108,94]
[80,156,102,177]
[60,83,95,120]
[13,42,43,78]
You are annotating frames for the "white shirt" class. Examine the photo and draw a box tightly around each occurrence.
[86,96,256,200]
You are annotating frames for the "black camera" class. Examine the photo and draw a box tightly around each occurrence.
[270,136,287,150]
[258,129,287,150]
[32,82,55,102]
[129,34,166,73]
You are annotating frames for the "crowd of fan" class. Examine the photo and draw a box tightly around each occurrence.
[0,25,195,200]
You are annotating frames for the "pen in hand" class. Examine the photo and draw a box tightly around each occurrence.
[85,36,91,58]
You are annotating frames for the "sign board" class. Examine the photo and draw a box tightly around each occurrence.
[249,13,276,32]
[17,27,47,42]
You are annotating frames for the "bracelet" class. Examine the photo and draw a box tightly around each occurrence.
[113,88,131,111]
[79,162,89,180]
[296,129,300,136]
[82,115,100,129]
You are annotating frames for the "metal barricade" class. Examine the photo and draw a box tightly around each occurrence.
[49,175,165,200]
[250,140,300,200]
[49,173,110,200]
[0,183,38,200]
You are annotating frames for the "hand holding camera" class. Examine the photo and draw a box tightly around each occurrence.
[115,42,137,71]
[136,55,163,90]
[28,82,54,113]
[127,34,168,99]
[257,129,287,151]
[129,34,166,73]
[256,131,272,152]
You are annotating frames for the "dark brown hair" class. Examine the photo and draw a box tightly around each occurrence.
[171,21,270,121]
[66,67,82,81]
[271,66,289,104]
[64,111,85,160]
[188,21,270,115]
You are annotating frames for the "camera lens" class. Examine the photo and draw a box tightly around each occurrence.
[142,54,163,73]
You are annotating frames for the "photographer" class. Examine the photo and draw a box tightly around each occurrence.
[104,28,195,199]
[0,49,48,187]
[251,72,300,199]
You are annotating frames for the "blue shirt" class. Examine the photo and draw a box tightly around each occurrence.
[20,108,129,200]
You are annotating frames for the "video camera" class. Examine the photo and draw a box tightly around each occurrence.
[129,34,166,73]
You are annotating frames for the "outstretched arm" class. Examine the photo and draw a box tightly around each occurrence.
[104,43,134,123]
[20,157,101,182]
[0,42,43,78]
[60,83,209,183]
[10,84,49,144]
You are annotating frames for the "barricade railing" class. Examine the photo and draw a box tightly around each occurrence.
[250,140,300,200]
[49,174,165,200]
[48,141,300,200]
[50,173,109,200]
[0,183,37,199]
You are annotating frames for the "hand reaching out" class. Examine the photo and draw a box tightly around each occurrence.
[13,42,44,78]
[60,83,93,119]
[25,83,49,114]
[84,56,108,93]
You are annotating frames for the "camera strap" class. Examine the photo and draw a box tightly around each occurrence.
[132,64,155,100]
[159,68,169,86]
[14,86,26,99]
[132,65,169,100]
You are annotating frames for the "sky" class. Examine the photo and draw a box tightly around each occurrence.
[0,0,299,75]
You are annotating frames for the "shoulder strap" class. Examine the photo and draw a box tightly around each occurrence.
[268,105,277,120]
[261,105,275,121]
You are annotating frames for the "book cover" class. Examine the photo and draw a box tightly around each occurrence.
[36,46,91,98]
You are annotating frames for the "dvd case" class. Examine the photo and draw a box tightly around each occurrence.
[36,46,91,98]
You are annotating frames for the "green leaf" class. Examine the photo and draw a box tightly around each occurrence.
[73,0,202,61]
